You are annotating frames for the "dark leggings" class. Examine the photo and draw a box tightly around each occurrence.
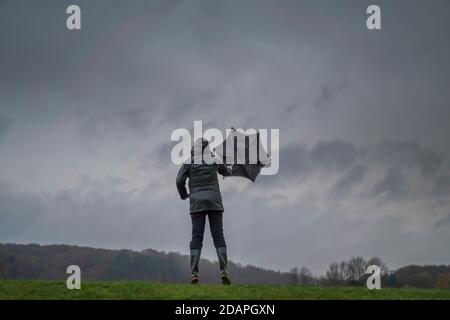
[190,211,226,249]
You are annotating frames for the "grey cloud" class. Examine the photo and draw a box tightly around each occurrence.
[370,167,409,201]
[285,103,298,113]
[0,177,188,252]
[276,143,309,180]
[0,181,45,238]
[77,117,102,140]
[118,107,154,138]
[371,141,444,177]
[0,115,12,142]
[274,140,450,205]
[150,142,174,169]
[275,140,364,182]
[329,164,366,200]
[434,213,450,230]
[432,175,450,199]
[1,0,450,273]
[313,82,347,113]
[309,140,361,172]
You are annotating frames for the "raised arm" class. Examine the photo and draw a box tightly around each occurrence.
[176,164,190,200]
[217,163,232,177]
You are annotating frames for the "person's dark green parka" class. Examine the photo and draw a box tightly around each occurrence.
[176,139,232,213]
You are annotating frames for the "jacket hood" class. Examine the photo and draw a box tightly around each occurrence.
[191,138,215,164]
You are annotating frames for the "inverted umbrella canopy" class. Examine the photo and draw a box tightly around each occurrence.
[214,128,271,182]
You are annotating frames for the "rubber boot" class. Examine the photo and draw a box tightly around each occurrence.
[190,249,201,284]
[216,247,231,285]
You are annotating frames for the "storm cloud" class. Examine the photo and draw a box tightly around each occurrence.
[1,0,450,273]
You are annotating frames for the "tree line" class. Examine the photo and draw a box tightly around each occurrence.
[0,243,293,284]
[290,256,450,289]
[1,243,449,288]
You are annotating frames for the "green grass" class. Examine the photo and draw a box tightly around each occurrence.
[0,280,449,300]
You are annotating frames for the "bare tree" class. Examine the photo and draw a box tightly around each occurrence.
[289,267,299,285]
[367,256,389,275]
[326,262,340,281]
[298,266,314,286]
[339,261,350,280]
[290,266,315,286]
[347,257,367,281]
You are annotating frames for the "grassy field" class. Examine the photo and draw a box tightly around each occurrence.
[0,280,449,300]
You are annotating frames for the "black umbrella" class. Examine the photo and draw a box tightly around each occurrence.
[214,128,271,182]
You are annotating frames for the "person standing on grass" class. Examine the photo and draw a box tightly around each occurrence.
[176,138,232,285]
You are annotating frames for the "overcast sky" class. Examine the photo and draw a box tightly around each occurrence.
[1,0,450,274]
